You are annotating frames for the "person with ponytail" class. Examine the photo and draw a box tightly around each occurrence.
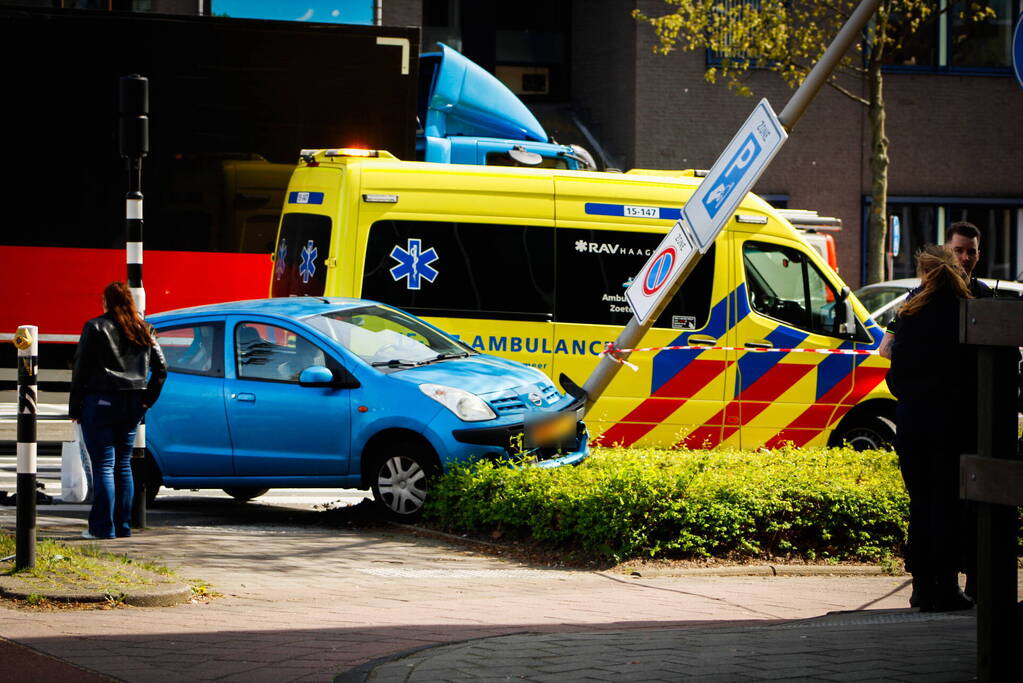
[70,281,167,540]
[887,245,975,612]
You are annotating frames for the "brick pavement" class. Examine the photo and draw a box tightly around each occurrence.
[350,611,977,682]
[0,511,1000,682]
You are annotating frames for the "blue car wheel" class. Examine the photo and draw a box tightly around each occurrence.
[371,447,434,519]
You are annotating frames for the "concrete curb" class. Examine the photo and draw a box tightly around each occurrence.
[0,576,193,607]
[396,524,902,578]
[0,562,193,607]
[612,564,902,578]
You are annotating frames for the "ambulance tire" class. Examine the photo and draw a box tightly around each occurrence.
[831,415,896,451]
[369,441,439,521]
[222,487,270,502]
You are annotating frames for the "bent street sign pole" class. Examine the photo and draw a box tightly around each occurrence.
[580,0,882,414]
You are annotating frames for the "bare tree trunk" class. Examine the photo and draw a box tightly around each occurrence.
[865,49,888,284]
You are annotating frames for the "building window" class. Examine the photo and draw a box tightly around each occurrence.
[883,0,1016,72]
[878,200,1020,281]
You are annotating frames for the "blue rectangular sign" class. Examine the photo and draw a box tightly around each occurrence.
[701,133,762,220]
[288,191,325,205]
[585,203,682,221]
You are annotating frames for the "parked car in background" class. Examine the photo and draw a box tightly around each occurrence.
[142,298,589,518]
[854,278,1023,328]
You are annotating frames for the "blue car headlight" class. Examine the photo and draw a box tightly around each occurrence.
[419,383,497,422]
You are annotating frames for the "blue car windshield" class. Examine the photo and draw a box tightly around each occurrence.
[303,305,473,367]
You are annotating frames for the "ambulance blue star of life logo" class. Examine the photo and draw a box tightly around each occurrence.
[389,238,439,290]
[275,239,287,280]
[299,240,318,284]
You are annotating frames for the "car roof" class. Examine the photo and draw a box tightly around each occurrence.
[147,297,380,322]
[854,279,919,292]
[856,277,1023,293]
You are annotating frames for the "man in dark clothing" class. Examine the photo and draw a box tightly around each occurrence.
[879,222,990,359]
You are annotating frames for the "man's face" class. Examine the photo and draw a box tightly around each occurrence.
[946,233,980,278]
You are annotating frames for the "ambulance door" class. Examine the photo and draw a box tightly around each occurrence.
[357,165,556,372]
[552,175,728,448]
[731,235,855,449]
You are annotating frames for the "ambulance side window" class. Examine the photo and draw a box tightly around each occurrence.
[362,220,554,321]
[555,228,714,330]
[743,241,842,337]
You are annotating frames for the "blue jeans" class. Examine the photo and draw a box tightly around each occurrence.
[80,392,146,538]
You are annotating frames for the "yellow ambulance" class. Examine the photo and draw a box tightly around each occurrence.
[270,149,895,450]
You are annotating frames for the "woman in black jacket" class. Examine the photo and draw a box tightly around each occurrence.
[70,281,167,540]
[887,245,975,612]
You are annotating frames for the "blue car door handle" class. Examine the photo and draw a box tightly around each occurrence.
[231,392,256,402]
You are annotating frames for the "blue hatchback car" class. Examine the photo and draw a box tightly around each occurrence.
[143,298,589,517]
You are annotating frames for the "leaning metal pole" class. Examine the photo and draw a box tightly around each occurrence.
[580,0,881,414]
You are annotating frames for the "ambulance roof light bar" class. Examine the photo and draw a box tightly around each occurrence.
[776,209,843,231]
[299,149,395,164]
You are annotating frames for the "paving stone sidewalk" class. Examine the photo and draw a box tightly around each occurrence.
[344,610,976,682]
[1,510,1010,682]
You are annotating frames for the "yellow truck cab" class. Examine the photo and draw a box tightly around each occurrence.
[270,149,895,450]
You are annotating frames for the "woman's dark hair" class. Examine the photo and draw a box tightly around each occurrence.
[899,244,972,317]
[103,281,155,347]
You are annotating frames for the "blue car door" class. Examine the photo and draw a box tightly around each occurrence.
[148,321,233,476]
[224,317,352,477]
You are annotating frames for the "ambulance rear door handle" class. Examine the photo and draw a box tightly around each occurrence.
[745,341,773,349]
[689,336,716,347]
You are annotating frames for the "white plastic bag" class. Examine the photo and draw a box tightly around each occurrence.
[61,425,92,504]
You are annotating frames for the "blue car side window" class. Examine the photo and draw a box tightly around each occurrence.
[235,322,326,383]
[158,323,224,377]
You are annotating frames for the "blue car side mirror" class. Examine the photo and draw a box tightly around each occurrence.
[299,365,359,389]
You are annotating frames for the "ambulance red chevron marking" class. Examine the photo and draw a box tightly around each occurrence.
[763,365,890,449]
[677,361,816,448]
[593,357,729,447]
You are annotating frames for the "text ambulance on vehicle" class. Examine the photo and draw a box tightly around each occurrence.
[269,149,896,451]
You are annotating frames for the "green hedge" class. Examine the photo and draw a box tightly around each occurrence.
[424,446,909,563]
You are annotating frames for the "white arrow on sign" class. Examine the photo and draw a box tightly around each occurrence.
[682,99,788,253]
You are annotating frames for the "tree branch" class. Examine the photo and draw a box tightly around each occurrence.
[826,79,869,106]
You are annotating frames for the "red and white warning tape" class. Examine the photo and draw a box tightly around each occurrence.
[601,342,879,371]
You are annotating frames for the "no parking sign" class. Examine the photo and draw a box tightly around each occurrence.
[625,220,698,323]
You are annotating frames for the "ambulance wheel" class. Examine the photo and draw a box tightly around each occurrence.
[370,445,436,520]
[223,487,270,502]
[831,415,896,451]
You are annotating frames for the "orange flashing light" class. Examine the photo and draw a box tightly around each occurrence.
[325,148,379,158]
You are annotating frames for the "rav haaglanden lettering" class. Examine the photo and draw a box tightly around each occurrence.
[580,243,653,256]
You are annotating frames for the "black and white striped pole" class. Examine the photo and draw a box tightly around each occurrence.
[120,74,149,529]
[14,325,38,570]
